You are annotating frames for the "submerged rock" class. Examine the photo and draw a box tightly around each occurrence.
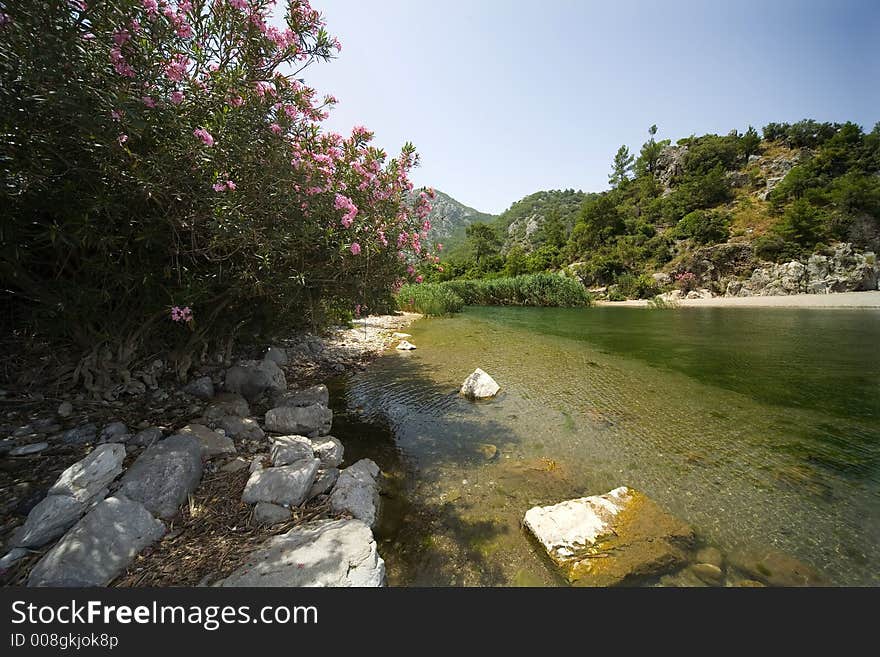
[523,486,694,586]
[215,518,384,587]
[396,340,417,350]
[460,368,500,400]
[728,547,827,586]
[27,495,165,587]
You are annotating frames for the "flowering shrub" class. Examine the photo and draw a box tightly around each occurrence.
[0,1,436,379]
[675,271,698,293]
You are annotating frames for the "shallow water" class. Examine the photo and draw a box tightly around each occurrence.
[330,306,880,586]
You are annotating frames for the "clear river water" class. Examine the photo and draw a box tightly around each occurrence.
[329,306,880,586]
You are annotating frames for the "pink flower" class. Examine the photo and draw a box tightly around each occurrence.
[170,91,184,105]
[117,134,128,145]
[269,123,282,135]
[212,182,227,192]
[142,0,158,15]
[229,0,248,9]
[111,109,123,121]
[164,54,189,82]
[225,180,236,191]
[416,275,423,283]
[228,96,244,108]
[141,96,156,108]
[193,128,214,147]
[170,306,193,323]
[112,29,130,46]
[350,243,361,256]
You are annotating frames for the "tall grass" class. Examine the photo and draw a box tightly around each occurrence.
[396,284,465,316]
[397,274,592,315]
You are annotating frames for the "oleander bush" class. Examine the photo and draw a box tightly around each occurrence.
[0,1,436,387]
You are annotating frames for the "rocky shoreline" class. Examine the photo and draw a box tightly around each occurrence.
[0,312,421,587]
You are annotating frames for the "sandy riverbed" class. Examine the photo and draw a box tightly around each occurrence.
[597,291,880,308]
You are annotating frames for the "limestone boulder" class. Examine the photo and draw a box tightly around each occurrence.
[117,434,203,519]
[241,458,320,507]
[12,495,88,548]
[215,519,384,587]
[177,424,235,458]
[27,496,165,587]
[264,404,332,438]
[311,436,343,468]
[273,384,330,408]
[329,459,381,528]
[460,368,500,400]
[48,443,125,503]
[224,360,286,402]
[523,486,694,586]
[270,435,314,467]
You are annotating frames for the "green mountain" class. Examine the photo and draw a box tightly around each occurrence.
[419,189,496,250]
[428,120,880,295]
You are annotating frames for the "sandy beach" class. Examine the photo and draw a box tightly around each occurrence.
[597,291,880,308]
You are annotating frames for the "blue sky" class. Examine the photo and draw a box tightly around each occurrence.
[292,0,878,214]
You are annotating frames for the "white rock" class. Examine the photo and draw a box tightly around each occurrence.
[524,487,632,562]
[392,332,411,339]
[241,458,320,507]
[396,340,417,350]
[215,519,384,587]
[311,436,344,468]
[270,435,314,467]
[460,368,500,400]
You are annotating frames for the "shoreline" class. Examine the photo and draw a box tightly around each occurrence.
[596,291,880,309]
[0,312,422,586]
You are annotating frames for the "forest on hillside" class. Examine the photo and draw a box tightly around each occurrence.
[428,120,880,299]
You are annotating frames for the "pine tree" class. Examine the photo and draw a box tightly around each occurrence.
[609,145,635,188]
